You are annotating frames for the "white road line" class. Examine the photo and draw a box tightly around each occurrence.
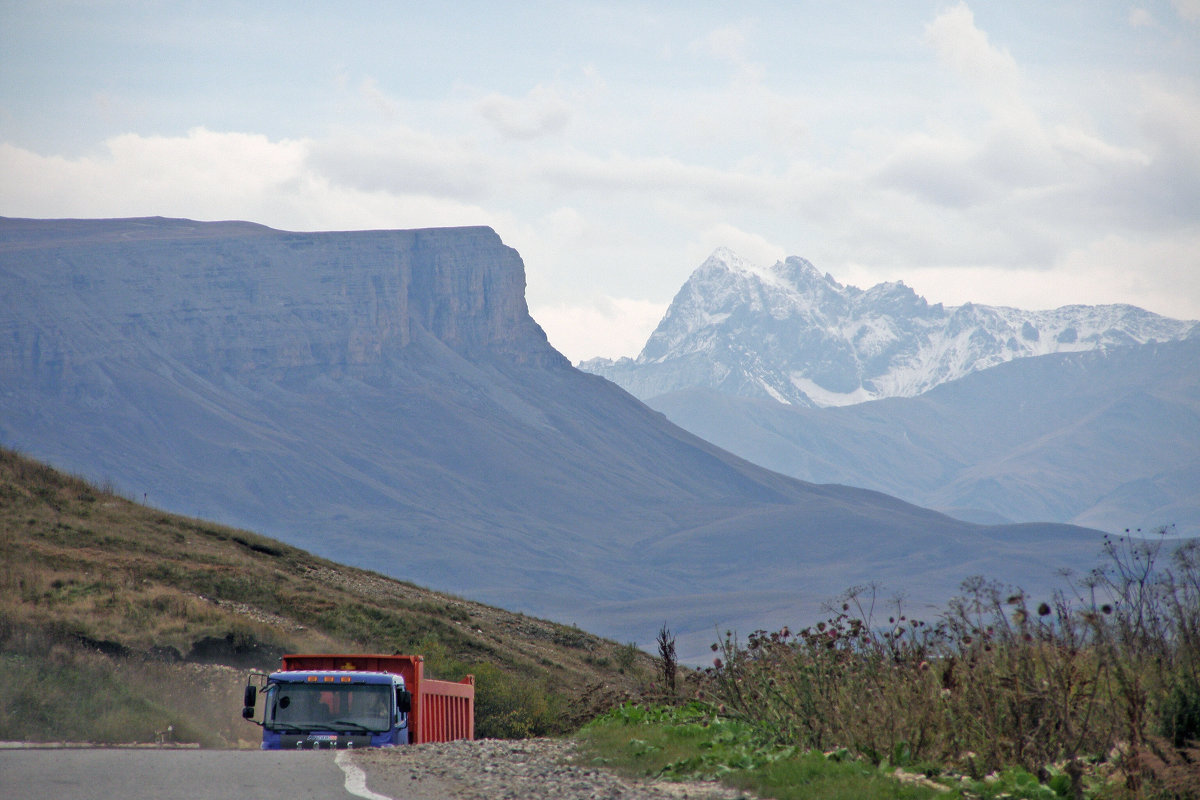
[335,749,395,800]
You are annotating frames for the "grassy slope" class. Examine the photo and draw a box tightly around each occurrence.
[0,447,651,747]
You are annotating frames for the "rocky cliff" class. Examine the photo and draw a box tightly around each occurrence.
[1,217,564,395]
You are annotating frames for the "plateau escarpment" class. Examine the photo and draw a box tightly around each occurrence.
[0,217,1106,658]
[1,218,561,389]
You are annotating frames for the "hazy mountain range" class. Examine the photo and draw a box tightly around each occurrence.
[1,218,1110,658]
[581,249,1200,537]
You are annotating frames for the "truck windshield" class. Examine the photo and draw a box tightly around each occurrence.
[266,683,392,733]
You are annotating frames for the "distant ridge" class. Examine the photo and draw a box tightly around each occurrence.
[0,218,1108,658]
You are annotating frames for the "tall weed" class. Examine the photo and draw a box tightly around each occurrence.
[704,532,1200,799]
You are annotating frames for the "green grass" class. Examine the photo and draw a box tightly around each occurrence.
[576,703,955,800]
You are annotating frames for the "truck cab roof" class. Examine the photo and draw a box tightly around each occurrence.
[268,670,404,687]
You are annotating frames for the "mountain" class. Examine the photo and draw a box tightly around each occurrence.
[648,338,1200,536]
[580,248,1198,407]
[579,248,1200,538]
[0,217,1107,659]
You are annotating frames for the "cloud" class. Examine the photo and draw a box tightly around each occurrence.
[687,22,765,82]
[875,131,990,207]
[862,4,1199,281]
[530,296,668,362]
[690,25,749,63]
[1173,0,1200,22]
[477,85,572,139]
[690,224,786,271]
[924,2,1023,116]
[0,128,498,232]
[533,150,777,205]
[1129,8,1156,28]
[307,126,495,200]
[359,77,400,119]
[882,229,1200,321]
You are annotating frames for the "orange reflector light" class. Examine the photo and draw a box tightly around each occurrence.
[323,676,334,682]
[306,676,318,682]
[340,676,352,683]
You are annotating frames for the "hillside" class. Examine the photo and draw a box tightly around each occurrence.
[648,338,1200,535]
[0,217,1108,660]
[0,447,650,745]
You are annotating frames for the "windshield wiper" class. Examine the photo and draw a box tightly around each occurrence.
[265,722,308,732]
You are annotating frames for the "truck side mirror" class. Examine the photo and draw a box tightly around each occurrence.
[242,684,258,720]
[396,689,412,714]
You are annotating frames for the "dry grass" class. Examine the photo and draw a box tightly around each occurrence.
[0,446,654,745]
[698,535,1200,799]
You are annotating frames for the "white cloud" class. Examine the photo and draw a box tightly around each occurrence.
[875,131,989,207]
[477,85,572,139]
[531,296,667,362]
[1129,8,1156,28]
[884,230,1200,322]
[0,128,499,232]
[687,22,765,82]
[533,149,778,206]
[690,25,748,63]
[307,126,495,200]
[924,2,1023,117]
[690,224,786,271]
[359,77,400,119]
[1172,0,1200,22]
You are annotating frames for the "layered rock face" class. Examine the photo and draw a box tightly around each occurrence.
[0,217,563,398]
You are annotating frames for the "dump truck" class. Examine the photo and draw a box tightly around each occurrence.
[242,653,474,749]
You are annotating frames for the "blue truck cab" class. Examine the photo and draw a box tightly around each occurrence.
[243,669,413,750]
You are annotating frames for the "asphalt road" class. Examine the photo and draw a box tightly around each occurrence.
[0,748,394,800]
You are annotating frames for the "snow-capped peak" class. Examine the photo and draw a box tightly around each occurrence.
[581,249,1200,407]
[697,247,788,288]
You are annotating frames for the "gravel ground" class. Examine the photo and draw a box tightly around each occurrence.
[352,738,758,800]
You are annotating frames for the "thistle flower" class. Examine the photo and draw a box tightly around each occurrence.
[1037,602,1051,616]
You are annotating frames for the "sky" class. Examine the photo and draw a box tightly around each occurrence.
[2,1,1199,362]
